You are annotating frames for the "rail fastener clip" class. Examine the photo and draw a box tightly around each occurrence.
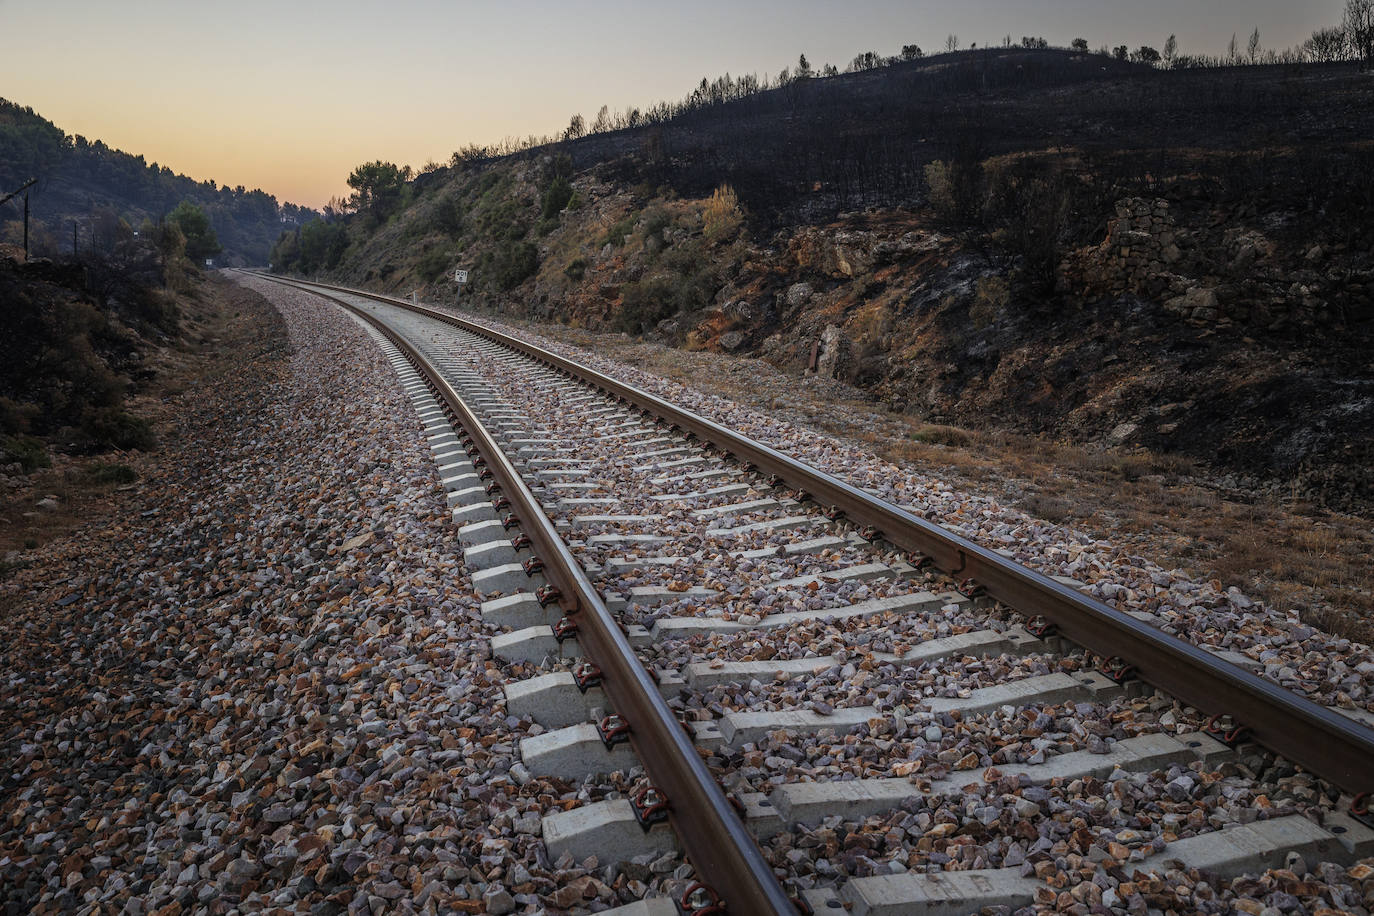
[631,785,672,832]
[1352,792,1374,829]
[597,714,631,750]
[956,578,985,599]
[1204,713,1253,747]
[1100,656,1138,684]
[552,616,578,642]
[572,662,602,693]
[676,881,725,916]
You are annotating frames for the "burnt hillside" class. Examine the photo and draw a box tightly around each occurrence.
[279,49,1374,512]
[514,49,1374,226]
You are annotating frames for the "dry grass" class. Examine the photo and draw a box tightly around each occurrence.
[908,424,975,447]
[0,461,133,558]
[0,274,278,570]
[1021,493,1074,523]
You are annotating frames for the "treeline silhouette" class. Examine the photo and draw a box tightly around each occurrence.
[0,99,314,263]
[434,0,1371,172]
[426,47,1370,231]
[417,0,1371,227]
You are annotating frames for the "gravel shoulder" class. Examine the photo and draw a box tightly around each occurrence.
[0,278,610,914]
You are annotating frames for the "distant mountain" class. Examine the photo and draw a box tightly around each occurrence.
[0,99,315,264]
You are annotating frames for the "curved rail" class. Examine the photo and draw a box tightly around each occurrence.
[248,273,797,915]
[256,272,1374,802]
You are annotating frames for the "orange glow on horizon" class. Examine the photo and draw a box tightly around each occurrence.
[1,0,1342,210]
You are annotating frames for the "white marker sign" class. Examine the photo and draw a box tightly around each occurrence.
[455,269,469,284]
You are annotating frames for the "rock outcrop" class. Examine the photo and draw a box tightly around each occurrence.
[809,324,854,380]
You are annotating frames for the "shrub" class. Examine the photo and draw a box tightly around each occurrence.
[0,398,39,437]
[642,205,674,242]
[615,268,715,333]
[493,242,538,290]
[969,276,1010,328]
[1077,452,1154,480]
[909,424,973,446]
[129,287,181,336]
[272,219,349,275]
[86,462,138,484]
[924,160,956,218]
[81,408,156,452]
[982,165,1073,293]
[602,214,638,248]
[155,222,193,291]
[476,170,502,196]
[703,184,744,243]
[541,177,574,219]
[564,258,588,281]
[925,123,985,222]
[615,276,681,332]
[168,200,221,262]
[2,434,50,472]
[417,247,450,282]
[433,194,465,235]
[0,556,32,580]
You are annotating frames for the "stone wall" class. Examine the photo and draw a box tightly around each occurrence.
[1058,197,1364,328]
[1057,198,1183,301]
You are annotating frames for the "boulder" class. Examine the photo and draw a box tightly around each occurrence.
[1165,286,1219,320]
[786,282,814,308]
[1107,422,1139,445]
[723,300,761,321]
[813,324,853,380]
[719,330,746,351]
[831,231,875,277]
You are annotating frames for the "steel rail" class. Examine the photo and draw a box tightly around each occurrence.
[250,273,797,915]
[261,273,1374,800]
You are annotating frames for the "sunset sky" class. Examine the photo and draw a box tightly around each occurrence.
[0,0,1347,209]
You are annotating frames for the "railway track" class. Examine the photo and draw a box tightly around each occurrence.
[247,271,1374,915]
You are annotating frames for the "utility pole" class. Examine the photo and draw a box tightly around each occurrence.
[0,178,37,261]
